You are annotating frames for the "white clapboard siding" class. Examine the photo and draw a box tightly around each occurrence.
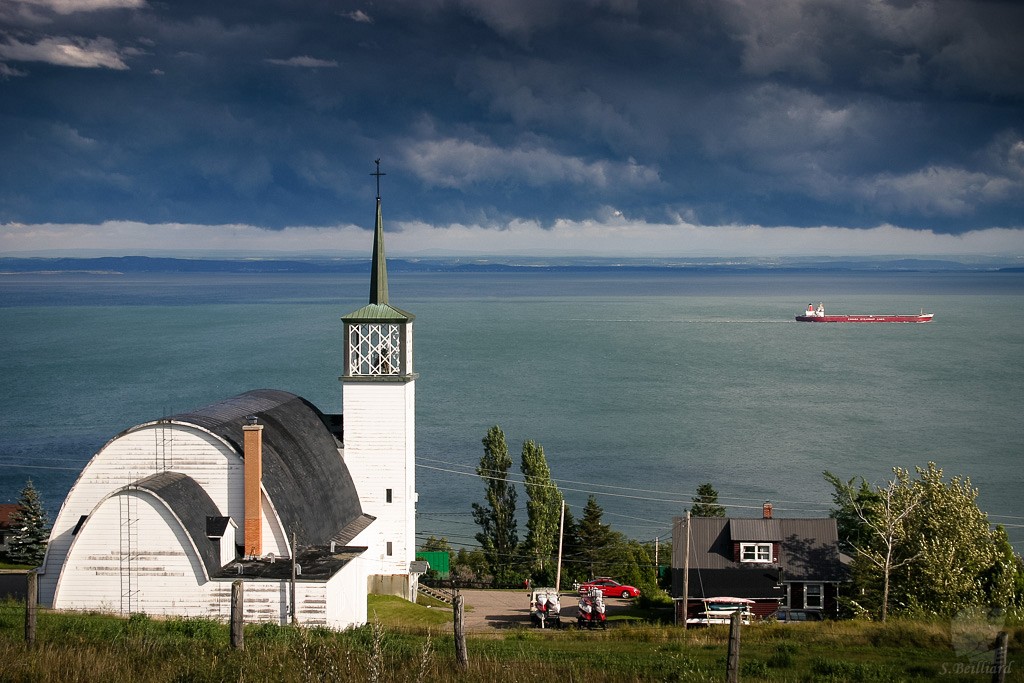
[343,380,416,578]
[39,422,292,605]
[54,487,367,628]
[56,489,212,617]
[40,423,237,605]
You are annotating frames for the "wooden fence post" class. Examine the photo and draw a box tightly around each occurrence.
[992,631,1008,683]
[453,591,468,669]
[231,580,244,651]
[726,610,741,683]
[25,570,37,647]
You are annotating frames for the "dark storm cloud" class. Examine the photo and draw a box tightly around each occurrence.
[0,0,1022,239]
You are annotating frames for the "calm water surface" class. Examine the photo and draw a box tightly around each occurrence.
[2,270,1022,551]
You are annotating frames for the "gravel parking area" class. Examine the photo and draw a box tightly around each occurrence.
[455,589,634,631]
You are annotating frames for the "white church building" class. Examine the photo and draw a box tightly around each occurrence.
[36,169,421,630]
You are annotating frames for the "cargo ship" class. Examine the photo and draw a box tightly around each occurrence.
[796,303,933,323]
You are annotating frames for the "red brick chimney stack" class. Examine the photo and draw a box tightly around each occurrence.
[763,501,773,519]
[243,417,264,557]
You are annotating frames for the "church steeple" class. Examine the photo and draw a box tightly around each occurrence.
[369,159,388,305]
[340,159,419,602]
[341,159,414,381]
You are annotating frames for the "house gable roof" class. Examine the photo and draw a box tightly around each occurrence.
[729,519,782,541]
[0,503,20,529]
[166,389,365,547]
[673,516,845,582]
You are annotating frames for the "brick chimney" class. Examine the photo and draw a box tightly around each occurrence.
[763,501,773,519]
[243,418,264,557]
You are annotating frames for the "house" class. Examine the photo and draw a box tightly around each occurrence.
[36,165,420,629]
[671,503,847,622]
[0,503,22,559]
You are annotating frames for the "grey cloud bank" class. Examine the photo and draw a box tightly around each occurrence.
[0,0,1022,256]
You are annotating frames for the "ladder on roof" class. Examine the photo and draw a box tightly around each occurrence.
[155,421,172,471]
[119,489,139,615]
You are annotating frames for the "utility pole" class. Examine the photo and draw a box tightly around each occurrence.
[555,500,566,594]
[681,511,690,626]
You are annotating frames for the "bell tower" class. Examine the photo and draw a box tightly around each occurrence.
[341,160,418,597]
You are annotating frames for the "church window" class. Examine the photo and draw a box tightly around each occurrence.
[386,488,392,503]
[348,323,401,375]
[386,542,393,556]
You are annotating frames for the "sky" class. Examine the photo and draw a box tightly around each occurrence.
[1,0,1023,258]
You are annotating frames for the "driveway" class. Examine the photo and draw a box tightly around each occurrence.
[455,588,635,631]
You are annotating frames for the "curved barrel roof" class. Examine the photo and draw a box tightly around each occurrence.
[131,471,223,577]
[167,389,365,546]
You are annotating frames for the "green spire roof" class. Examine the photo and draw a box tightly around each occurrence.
[343,160,413,323]
[369,196,388,305]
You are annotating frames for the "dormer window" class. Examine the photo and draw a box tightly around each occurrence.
[740,542,772,563]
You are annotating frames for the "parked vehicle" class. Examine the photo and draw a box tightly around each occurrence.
[529,588,561,629]
[685,597,754,627]
[577,577,640,599]
[576,587,606,629]
[772,608,823,623]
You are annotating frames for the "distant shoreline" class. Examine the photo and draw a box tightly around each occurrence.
[2,255,1021,275]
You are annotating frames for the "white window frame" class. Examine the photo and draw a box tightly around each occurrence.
[804,583,823,609]
[739,542,772,563]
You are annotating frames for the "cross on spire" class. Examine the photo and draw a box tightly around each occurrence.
[371,158,386,200]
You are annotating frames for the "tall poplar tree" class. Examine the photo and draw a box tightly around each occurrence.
[471,426,519,586]
[521,439,562,582]
[5,480,49,566]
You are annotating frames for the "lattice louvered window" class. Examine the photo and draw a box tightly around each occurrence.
[349,323,401,375]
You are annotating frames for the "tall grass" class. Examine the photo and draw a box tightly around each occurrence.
[1,599,1021,682]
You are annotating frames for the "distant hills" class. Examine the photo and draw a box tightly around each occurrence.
[0,255,1021,274]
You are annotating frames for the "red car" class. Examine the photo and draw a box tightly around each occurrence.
[578,578,640,599]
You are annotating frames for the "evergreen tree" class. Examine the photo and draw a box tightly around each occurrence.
[521,439,562,583]
[577,495,613,579]
[471,426,519,586]
[689,483,726,517]
[559,505,588,587]
[5,480,49,566]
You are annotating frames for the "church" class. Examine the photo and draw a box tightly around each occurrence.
[36,168,420,630]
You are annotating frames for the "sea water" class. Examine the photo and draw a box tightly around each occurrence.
[2,269,1022,551]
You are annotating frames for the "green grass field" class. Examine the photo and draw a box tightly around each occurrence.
[1,597,1021,682]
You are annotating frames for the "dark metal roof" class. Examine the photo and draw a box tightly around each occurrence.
[132,471,222,578]
[672,516,845,583]
[206,516,231,538]
[370,196,388,305]
[729,519,783,541]
[165,389,365,547]
[332,513,375,545]
[212,545,365,582]
[342,302,414,322]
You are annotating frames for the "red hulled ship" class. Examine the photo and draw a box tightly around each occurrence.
[796,303,933,323]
